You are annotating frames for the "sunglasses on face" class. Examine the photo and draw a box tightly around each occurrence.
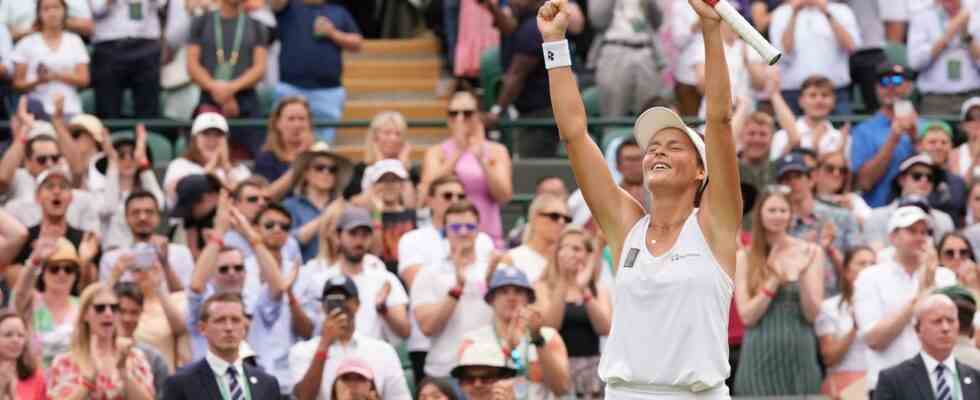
[439,192,466,202]
[218,264,246,274]
[879,75,905,87]
[943,249,972,259]
[92,303,121,314]
[821,164,848,176]
[34,154,62,165]
[446,223,478,235]
[909,172,933,182]
[539,212,572,224]
[458,373,504,385]
[244,195,268,204]
[69,129,87,140]
[46,264,77,275]
[263,221,291,231]
[447,109,476,119]
[311,163,338,174]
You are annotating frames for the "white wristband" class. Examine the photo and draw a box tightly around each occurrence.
[542,40,572,70]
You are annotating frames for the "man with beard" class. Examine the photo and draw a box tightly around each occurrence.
[294,206,410,341]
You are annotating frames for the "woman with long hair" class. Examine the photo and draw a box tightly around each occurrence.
[815,246,874,398]
[0,311,45,400]
[733,192,824,395]
[255,96,316,183]
[540,0,743,396]
[507,193,572,283]
[163,113,251,206]
[45,282,154,399]
[283,142,353,261]
[812,151,871,225]
[937,232,980,291]
[417,377,460,400]
[12,0,90,118]
[534,227,611,400]
[12,238,82,367]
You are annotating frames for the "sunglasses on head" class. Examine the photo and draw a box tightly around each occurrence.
[539,211,572,224]
[439,191,466,202]
[218,264,246,274]
[821,164,848,175]
[244,195,268,204]
[92,303,121,314]
[311,163,338,174]
[943,249,972,259]
[447,109,476,119]
[446,223,478,235]
[908,171,933,182]
[879,75,905,87]
[46,264,77,275]
[34,154,62,165]
[263,221,291,231]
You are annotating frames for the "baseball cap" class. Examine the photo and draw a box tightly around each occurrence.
[321,275,359,300]
[962,97,980,121]
[172,174,221,219]
[362,159,409,191]
[899,153,934,174]
[451,340,518,379]
[934,285,977,307]
[336,357,375,380]
[68,114,106,145]
[918,120,953,139]
[633,107,707,190]
[337,207,373,232]
[888,205,932,233]
[876,62,913,79]
[47,237,80,265]
[775,153,810,179]
[484,267,535,304]
[191,112,229,136]
[35,166,72,188]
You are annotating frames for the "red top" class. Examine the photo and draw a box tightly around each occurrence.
[18,368,47,400]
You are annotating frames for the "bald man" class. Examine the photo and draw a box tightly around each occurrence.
[873,294,980,399]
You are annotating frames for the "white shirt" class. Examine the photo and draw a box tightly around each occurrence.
[814,295,869,373]
[881,0,934,23]
[287,334,411,400]
[921,351,962,399]
[694,38,757,115]
[99,244,195,289]
[769,117,846,161]
[853,259,958,389]
[505,245,548,283]
[0,0,92,36]
[908,4,980,94]
[769,3,861,89]
[89,0,165,43]
[845,0,886,50]
[205,350,251,399]
[1,169,38,205]
[163,157,251,207]
[87,160,167,251]
[4,188,100,232]
[411,257,493,377]
[294,254,409,342]
[669,0,701,86]
[0,24,12,74]
[10,32,90,115]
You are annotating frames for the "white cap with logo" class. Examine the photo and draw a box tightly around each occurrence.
[191,112,229,136]
[888,206,932,233]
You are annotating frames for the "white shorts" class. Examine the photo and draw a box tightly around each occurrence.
[605,384,730,400]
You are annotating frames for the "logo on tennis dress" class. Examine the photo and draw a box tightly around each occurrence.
[624,248,639,268]
[670,253,700,263]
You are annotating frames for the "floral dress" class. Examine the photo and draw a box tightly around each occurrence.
[46,348,155,399]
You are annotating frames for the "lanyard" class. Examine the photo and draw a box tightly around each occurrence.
[214,11,246,67]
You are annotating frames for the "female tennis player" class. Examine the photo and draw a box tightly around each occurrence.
[538,0,741,398]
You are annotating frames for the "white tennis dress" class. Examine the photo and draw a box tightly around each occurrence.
[599,211,734,399]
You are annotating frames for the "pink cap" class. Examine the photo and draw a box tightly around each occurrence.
[336,357,374,380]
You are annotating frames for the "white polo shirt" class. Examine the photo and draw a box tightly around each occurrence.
[908,4,980,94]
[769,117,845,161]
[853,259,957,390]
[287,334,411,400]
[769,3,862,90]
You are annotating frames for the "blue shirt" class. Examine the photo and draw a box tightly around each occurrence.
[223,229,303,262]
[275,0,359,89]
[500,15,551,113]
[283,195,322,262]
[254,151,291,183]
[849,112,917,208]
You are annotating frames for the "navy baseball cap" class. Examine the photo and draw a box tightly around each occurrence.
[321,275,359,300]
[484,267,535,304]
[775,153,810,180]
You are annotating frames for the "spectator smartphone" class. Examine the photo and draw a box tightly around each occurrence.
[894,100,914,118]
[130,243,157,271]
[324,294,346,314]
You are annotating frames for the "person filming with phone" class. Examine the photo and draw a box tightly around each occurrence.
[290,275,411,400]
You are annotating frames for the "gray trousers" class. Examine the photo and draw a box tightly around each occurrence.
[595,43,669,117]
[919,89,980,115]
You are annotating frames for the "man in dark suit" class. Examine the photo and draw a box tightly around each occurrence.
[874,294,980,400]
[162,292,282,400]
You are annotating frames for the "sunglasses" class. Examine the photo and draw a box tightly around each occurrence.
[821,164,848,176]
[244,195,268,204]
[446,223,478,235]
[447,109,476,119]
[69,129,88,140]
[879,75,905,87]
[34,154,62,165]
[92,303,121,314]
[459,374,504,385]
[46,264,78,275]
[908,172,933,182]
[263,221,291,231]
[218,264,246,274]
[943,249,972,259]
[311,163,338,174]
[539,212,572,224]
[439,192,466,202]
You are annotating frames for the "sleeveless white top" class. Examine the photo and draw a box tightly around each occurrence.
[599,211,734,394]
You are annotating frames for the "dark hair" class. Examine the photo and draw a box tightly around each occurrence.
[33,0,69,31]
[429,175,463,197]
[199,292,246,322]
[125,190,160,213]
[330,370,379,400]
[953,298,977,337]
[616,137,639,165]
[938,232,976,262]
[800,75,836,95]
[0,311,37,380]
[232,176,270,201]
[417,377,460,400]
[113,282,144,307]
[839,246,874,309]
[443,200,481,226]
[36,257,80,295]
[25,136,58,159]
[254,203,293,226]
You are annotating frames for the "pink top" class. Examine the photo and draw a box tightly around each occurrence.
[441,140,503,247]
[18,369,46,400]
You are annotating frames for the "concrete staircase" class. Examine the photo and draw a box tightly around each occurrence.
[334,33,449,162]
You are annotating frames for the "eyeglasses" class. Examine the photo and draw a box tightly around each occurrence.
[34,154,62,165]
[263,221,291,231]
[909,172,933,182]
[46,264,77,275]
[92,303,121,314]
[446,223,478,235]
[943,249,972,259]
[311,163,338,174]
[821,164,848,176]
[244,195,268,204]
[218,264,246,274]
[69,129,87,140]
[879,75,905,87]
[447,109,476,119]
[458,373,504,385]
[439,192,466,202]
[538,212,572,224]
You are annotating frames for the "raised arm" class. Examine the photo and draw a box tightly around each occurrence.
[691,0,741,279]
[0,210,28,265]
[538,0,644,255]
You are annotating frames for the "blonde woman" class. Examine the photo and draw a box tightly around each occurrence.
[533,227,611,400]
[364,111,413,168]
[505,193,571,283]
[46,282,154,400]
